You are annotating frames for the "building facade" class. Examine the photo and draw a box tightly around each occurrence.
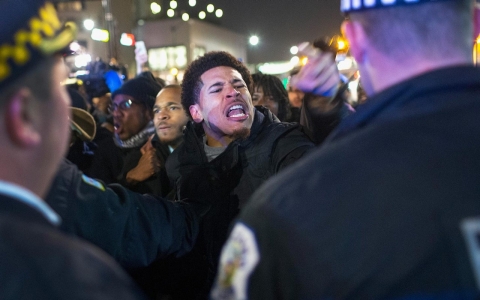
[55,0,247,81]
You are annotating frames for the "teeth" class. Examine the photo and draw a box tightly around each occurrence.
[230,113,245,117]
[229,105,243,112]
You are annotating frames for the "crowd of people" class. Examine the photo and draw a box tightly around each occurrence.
[2,0,480,299]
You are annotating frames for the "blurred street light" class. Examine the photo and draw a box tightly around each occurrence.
[150,2,161,14]
[207,4,214,13]
[170,0,177,9]
[199,11,206,19]
[189,0,196,7]
[83,19,94,31]
[167,9,175,17]
[215,9,223,18]
[290,46,298,55]
[249,35,259,46]
[182,13,190,21]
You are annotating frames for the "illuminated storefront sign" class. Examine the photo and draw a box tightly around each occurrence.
[148,45,187,70]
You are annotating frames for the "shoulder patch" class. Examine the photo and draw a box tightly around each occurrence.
[81,174,105,191]
[461,217,480,290]
[211,222,260,300]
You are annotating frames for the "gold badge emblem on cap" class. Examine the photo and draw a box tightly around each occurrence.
[0,2,76,83]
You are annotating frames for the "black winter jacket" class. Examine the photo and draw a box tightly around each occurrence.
[90,131,171,197]
[164,107,314,298]
[0,194,147,300]
[45,159,206,268]
[167,107,314,208]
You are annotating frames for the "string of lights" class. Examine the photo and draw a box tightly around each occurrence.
[149,0,224,22]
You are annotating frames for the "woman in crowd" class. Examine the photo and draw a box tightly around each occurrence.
[252,73,300,122]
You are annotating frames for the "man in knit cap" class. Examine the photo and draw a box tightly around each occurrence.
[212,0,480,299]
[90,71,165,195]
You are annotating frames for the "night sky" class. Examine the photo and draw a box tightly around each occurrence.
[204,0,345,64]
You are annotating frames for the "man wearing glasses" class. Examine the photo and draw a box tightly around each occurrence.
[90,72,164,195]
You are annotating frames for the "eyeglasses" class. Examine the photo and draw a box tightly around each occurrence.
[108,99,137,113]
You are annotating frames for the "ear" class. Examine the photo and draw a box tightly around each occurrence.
[5,88,41,148]
[342,20,368,64]
[189,104,204,123]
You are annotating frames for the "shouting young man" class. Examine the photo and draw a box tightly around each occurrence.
[165,51,314,297]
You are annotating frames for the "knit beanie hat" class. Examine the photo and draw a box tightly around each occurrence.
[111,71,162,110]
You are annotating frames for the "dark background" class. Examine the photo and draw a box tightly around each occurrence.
[54,0,345,64]
[211,0,344,63]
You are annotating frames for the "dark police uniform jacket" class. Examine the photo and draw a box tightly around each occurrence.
[164,107,314,298]
[45,159,206,269]
[213,66,480,299]
[0,193,146,300]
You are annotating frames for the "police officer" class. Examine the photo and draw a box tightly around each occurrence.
[212,0,480,299]
[0,0,146,298]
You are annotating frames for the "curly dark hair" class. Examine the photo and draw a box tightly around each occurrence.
[252,73,291,122]
[181,51,252,117]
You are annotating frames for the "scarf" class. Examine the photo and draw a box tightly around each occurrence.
[113,121,155,149]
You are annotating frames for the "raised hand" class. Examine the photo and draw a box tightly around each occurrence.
[126,135,161,184]
[290,42,340,98]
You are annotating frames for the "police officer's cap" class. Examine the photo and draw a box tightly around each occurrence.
[0,0,76,91]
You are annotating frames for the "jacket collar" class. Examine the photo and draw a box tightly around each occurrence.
[179,107,278,168]
[0,180,60,225]
[329,65,480,141]
[0,194,57,227]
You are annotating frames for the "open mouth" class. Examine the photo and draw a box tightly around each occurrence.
[226,104,247,118]
[114,122,122,133]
